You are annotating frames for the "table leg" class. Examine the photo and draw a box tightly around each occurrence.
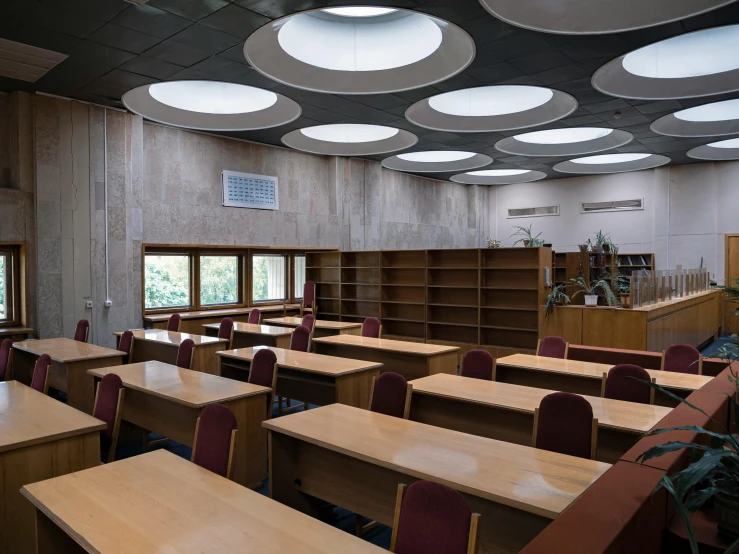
[223,394,269,488]
[35,509,85,554]
[335,369,380,408]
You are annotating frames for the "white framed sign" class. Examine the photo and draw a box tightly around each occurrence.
[222,170,279,210]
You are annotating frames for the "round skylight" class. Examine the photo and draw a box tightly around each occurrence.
[300,124,399,143]
[571,153,651,165]
[515,128,612,144]
[687,137,739,160]
[148,81,277,114]
[450,168,547,185]
[496,127,632,157]
[470,169,530,176]
[397,151,476,162]
[382,151,492,173]
[674,99,739,122]
[554,153,670,174]
[429,86,553,117]
[652,98,739,137]
[322,7,398,17]
[710,138,739,148]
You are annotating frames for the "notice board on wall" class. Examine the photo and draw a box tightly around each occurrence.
[222,170,279,210]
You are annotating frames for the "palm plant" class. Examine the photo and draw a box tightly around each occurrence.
[510,223,544,247]
[544,283,570,318]
[569,276,619,306]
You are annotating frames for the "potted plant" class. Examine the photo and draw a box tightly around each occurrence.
[544,283,570,318]
[510,223,544,248]
[569,276,619,307]
[594,230,611,253]
[617,276,631,308]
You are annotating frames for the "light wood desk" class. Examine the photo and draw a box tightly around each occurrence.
[20,449,386,554]
[312,335,459,381]
[144,304,301,333]
[12,339,123,413]
[409,373,671,463]
[263,317,362,337]
[216,346,382,409]
[88,361,270,488]
[0,326,34,340]
[266,404,610,554]
[114,329,227,375]
[496,354,713,407]
[0,381,105,554]
[203,322,293,349]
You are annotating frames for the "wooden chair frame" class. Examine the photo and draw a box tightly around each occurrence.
[367,376,413,419]
[300,282,317,317]
[536,338,569,359]
[389,483,480,554]
[2,348,12,381]
[191,417,237,480]
[600,371,656,404]
[93,383,126,464]
[661,350,703,375]
[533,407,599,460]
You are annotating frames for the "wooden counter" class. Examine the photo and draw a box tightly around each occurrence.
[144,304,301,333]
[263,317,362,337]
[203,322,293,349]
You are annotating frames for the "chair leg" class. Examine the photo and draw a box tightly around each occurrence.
[355,514,377,537]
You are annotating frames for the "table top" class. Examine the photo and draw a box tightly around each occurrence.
[20,450,385,554]
[114,329,227,347]
[217,346,383,377]
[497,354,713,392]
[0,326,34,336]
[263,317,362,330]
[0,381,106,453]
[410,373,671,434]
[312,335,460,356]
[12,338,124,363]
[144,304,300,322]
[88,361,269,408]
[264,404,610,519]
[202,322,294,336]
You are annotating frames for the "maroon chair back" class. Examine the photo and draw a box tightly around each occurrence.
[0,338,11,381]
[94,373,124,437]
[394,481,472,554]
[535,392,594,459]
[290,325,311,352]
[538,336,567,359]
[176,338,195,369]
[249,348,277,389]
[361,317,382,338]
[604,364,652,404]
[192,404,237,478]
[664,344,701,374]
[218,318,234,341]
[303,280,315,309]
[118,330,134,364]
[370,372,408,418]
[31,354,51,393]
[460,349,495,381]
[248,309,261,324]
[74,319,90,342]
[166,314,181,332]
[301,314,316,332]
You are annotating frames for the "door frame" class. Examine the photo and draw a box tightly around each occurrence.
[723,234,739,333]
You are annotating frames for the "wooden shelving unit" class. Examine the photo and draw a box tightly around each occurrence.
[340,251,380,323]
[380,250,426,341]
[305,251,341,320]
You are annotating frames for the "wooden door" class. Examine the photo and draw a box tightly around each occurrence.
[724,235,739,334]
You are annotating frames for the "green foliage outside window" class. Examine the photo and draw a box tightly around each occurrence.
[144,255,190,309]
[200,256,239,305]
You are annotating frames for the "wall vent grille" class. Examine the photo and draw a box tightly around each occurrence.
[507,205,559,218]
[580,198,643,214]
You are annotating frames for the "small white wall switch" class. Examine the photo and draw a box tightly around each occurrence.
[104,300,112,308]
[85,300,93,309]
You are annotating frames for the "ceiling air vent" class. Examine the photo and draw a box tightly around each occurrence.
[507,205,559,219]
[0,38,67,82]
[580,198,643,214]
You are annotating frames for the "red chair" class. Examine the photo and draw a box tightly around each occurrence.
[74,319,90,342]
[94,373,125,463]
[0,338,12,381]
[191,404,238,479]
[460,349,495,381]
[390,481,480,554]
[533,392,597,460]
[167,314,181,332]
[301,280,316,316]
[248,309,261,324]
[118,330,134,364]
[248,348,278,418]
[31,353,51,395]
[290,325,311,352]
[218,318,234,347]
[662,344,703,375]
[369,372,412,419]
[361,317,382,338]
[301,314,316,332]
[537,336,568,359]
[601,364,655,404]
[176,338,195,369]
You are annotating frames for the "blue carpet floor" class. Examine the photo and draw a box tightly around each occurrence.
[700,334,735,358]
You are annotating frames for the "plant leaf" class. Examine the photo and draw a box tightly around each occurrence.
[672,450,733,500]
[635,441,724,464]
[725,534,739,554]
[684,486,720,511]
[660,475,700,554]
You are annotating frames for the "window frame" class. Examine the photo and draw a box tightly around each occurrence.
[250,251,288,305]
[198,251,244,308]
[143,249,196,314]
[0,245,21,327]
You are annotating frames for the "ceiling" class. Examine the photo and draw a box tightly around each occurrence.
[2,0,739,181]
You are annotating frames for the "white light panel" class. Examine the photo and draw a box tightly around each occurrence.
[396,151,477,162]
[428,86,554,117]
[468,169,530,176]
[709,138,739,148]
[571,153,652,164]
[515,128,613,144]
[674,99,739,122]
[300,124,400,143]
[322,7,398,17]
[148,81,277,115]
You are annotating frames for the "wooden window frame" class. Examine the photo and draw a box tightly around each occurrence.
[198,251,245,309]
[250,251,288,306]
[0,244,21,327]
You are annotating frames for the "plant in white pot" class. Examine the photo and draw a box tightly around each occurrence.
[569,276,619,307]
[510,223,544,248]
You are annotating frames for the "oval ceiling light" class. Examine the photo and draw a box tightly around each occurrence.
[121,81,301,131]
[382,150,493,173]
[477,0,737,35]
[450,169,547,185]
[651,99,739,137]
[282,124,417,156]
[688,138,739,160]
[592,24,739,100]
[406,85,577,132]
[243,7,475,94]
[496,127,633,157]
[554,153,671,174]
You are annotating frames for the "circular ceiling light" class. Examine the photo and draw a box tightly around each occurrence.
[688,138,739,160]
[382,151,493,173]
[243,7,475,94]
[121,81,301,131]
[282,124,417,156]
[450,169,547,185]
[554,153,671,174]
[476,0,737,35]
[496,127,633,157]
[592,24,739,100]
[406,85,577,132]
[651,99,739,137]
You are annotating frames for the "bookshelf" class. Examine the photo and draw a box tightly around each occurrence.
[380,250,427,341]
[340,251,380,322]
[305,251,341,321]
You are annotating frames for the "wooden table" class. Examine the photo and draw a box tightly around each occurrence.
[312,335,459,381]
[114,329,228,375]
[12,338,123,413]
[20,449,386,554]
[409,373,671,463]
[216,346,382,409]
[144,304,301,333]
[0,381,105,553]
[266,404,610,554]
[263,317,362,337]
[203,322,293,349]
[0,326,34,340]
[496,354,714,407]
[88,361,270,488]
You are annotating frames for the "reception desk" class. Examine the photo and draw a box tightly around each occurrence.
[540,289,721,352]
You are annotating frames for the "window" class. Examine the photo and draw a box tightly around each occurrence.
[294,255,306,299]
[0,246,20,325]
[144,253,191,309]
[253,254,286,303]
[200,255,240,306]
